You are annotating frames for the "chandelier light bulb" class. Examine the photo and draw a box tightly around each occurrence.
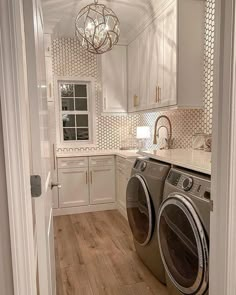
[75,0,120,54]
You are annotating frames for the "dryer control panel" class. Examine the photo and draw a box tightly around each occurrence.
[166,169,211,200]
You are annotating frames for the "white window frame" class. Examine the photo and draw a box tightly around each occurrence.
[55,76,97,148]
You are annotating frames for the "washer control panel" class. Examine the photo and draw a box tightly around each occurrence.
[182,177,193,191]
[140,162,147,171]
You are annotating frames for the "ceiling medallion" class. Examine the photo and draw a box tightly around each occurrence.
[75,0,120,54]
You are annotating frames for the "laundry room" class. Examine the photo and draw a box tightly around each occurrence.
[4,0,236,293]
[39,0,216,294]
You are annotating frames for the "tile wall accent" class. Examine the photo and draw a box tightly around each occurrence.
[52,0,215,153]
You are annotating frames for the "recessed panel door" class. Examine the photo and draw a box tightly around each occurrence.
[58,168,89,208]
[90,166,116,205]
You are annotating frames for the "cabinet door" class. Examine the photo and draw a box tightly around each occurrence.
[148,16,164,108]
[44,33,52,57]
[45,56,53,102]
[90,166,115,205]
[116,168,128,211]
[163,1,177,106]
[138,27,149,111]
[128,38,140,112]
[101,45,127,113]
[58,168,89,208]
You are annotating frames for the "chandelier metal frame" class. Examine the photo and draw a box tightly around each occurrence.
[75,0,120,54]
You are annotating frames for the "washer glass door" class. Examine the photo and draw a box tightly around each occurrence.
[158,194,209,294]
[126,174,153,246]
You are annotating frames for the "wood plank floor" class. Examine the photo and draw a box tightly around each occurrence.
[54,210,168,295]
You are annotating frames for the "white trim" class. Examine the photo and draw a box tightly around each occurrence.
[126,0,174,44]
[210,0,236,294]
[0,0,37,294]
[53,202,116,216]
[117,201,128,220]
[226,21,236,291]
[54,76,97,148]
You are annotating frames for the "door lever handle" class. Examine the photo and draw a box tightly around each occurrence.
[51,182,62,190]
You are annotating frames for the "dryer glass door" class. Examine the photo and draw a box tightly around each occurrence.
[126,175,153,246]
[158,194,209,295]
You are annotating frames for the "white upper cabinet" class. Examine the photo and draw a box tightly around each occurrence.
[128,37,140,112]
[101,45,127,113]
[44,34,54,102]
[138,27,150,110]
[162,2,177,107]
[149,15,165,108]
[128,0,204,112]
[177,0,205,108]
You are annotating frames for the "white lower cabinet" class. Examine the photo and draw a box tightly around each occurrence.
[57,156,116,212]
[90,166,115,204]
[116,167,128,211]
[56,155,136,216]
[58,168,89,208]
[116,157,136,217]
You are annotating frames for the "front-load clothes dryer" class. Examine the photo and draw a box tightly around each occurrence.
[158,168,211,295]
[126,158,170,284]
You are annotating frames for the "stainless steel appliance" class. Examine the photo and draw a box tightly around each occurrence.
[126,158,170,284]
[158,168,211,295]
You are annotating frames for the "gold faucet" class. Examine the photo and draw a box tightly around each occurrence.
[153,115,173,149]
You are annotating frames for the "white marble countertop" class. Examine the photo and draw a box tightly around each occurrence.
[57,148,211,175]
[140,149,211,175]
[56,149,139,159]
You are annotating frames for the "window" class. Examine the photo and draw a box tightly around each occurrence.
[58,80,95,144]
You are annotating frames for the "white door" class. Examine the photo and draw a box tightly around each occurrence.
[90,166,116,204]
[58,168,89,208]
[23,0,56,294]
[101,45,127,113]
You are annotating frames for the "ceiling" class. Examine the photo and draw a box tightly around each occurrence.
[42,0,164,43]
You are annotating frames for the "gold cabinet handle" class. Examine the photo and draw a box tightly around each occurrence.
[90,171,92,184]
[86,171,88,184]
[104,97,106,109]
[133,95,139,107]
[156,86,158,103]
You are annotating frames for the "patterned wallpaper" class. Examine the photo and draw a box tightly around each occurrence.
[52,0,215,153]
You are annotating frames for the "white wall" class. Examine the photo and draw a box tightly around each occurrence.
[0,102,14,295]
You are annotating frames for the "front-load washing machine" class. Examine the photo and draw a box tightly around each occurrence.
[126,158,170,284]
[158,168,211,295]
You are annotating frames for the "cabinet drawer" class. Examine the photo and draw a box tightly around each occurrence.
[58,157,88,169]
[89,156,115,167]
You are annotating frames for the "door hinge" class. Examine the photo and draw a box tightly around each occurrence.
[30,175,42,198]
[210,199,214,212]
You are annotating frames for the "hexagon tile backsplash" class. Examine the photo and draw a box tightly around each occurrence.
[53,0,215,153]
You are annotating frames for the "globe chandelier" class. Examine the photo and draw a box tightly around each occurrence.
[75,0,120,54]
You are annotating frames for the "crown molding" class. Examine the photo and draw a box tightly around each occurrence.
[126,0,174,44]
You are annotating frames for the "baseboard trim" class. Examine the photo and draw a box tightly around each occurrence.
[117,201,128,220]
[53,203,117,216]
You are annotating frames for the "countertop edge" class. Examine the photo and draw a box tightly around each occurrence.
[140,150,211,176]
[56,150,139,160]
